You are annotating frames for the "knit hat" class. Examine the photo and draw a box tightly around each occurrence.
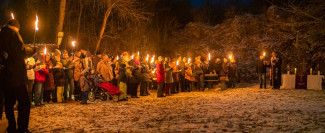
[7,19,20,29]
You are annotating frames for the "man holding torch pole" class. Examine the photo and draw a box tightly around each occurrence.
[0,19,35,133]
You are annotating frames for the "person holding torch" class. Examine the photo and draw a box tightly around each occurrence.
[0,19,36,133]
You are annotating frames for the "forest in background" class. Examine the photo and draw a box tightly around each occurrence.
[0,0,324,81]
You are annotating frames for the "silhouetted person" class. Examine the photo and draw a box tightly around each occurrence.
[0,19,34,133]
[270,51,282,89]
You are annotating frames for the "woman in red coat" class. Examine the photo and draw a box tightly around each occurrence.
[156,56,165,97]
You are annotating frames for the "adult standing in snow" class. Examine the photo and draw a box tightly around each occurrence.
[0,19,35,133]
[256,55,267,89]
[156,56,166,97]
[128,54,141,98]
[270,51,282,89]
[96,54,114,82]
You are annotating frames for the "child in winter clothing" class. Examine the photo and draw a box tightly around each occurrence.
[118,64,128,101]
[53,62,65,103]
[79,69,91,104]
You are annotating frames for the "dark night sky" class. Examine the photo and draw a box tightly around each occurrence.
[191,0,250,7]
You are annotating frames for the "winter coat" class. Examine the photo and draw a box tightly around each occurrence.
[92,56,101,71]
[0,26,33,88]
[61,57,74,79]
[118,59,132,78]
[192,62,204,76]
[118,65,128,84]
[96,60,114,82]
[35,67,49,83]
[140,62,150,82]
[229,62,238,78]
[74,58,83,82]
[171,62,179,82]
[256,60,267,74]
[53,68,65,86]
[185,67,196,82]
[220,63,229,77]
[79,76,91,92]
[44,60,55,90]
[25,57,36,80]
[178,61,187,75]
[165,63,173,83]
[128,59,141,83]
[156,61,165,83]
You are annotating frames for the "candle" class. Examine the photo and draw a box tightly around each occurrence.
[318,71,321,75]
[138,51,140,56]
[263,52,266,56]
[44,47,47,55]
[188,58,191,64]
[11,12,14,19]
[177,61,179,66]
[131,55,134,60]
[229,55,232,60]
[72,41,76,47]
[35,15,39,31]
[27,58,30,63]
[310,68,312,75]
[294,68,297,75]
[117,55,119,60]
[208,53,211,61]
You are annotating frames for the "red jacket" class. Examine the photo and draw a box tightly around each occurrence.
[156,61,165,83]
[35,68,49,82]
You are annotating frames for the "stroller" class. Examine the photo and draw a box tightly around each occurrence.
[88,74,120,102]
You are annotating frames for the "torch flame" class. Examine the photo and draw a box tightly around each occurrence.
[263,52,266,56]
[229,55,232,60]
[188,58,191,64]
[72,41,76,47]
[35,15,39,31]
[146,54,149,61]
[11,12,14,19]
[151,56,155,63]
[209,53,211,61]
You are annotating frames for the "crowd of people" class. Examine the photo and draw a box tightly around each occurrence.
[23,48,241,106]
[0,18,285,133]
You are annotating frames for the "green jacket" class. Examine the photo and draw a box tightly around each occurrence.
[61,58,75,79]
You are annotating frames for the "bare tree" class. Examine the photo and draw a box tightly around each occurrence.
[95,0,149,53]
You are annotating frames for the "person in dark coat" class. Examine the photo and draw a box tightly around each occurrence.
[271,51,282,89]
[0,19,35,133]
[92,51,102,72]
[53,62,66,103]
[61,50,75,102]
[256,55,267,89]
[44,54,56,102]
[118,64,128,101]
[178,57,187,92]
[128,54,141,98]
[228,59,238,88]
[140,58,150,96]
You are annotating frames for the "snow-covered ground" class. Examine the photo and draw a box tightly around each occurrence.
[1,84,325,132]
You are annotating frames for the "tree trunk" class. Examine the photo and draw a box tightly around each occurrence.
[57,0,66,48]
[76,1,84,42]
[95,7,112,53]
